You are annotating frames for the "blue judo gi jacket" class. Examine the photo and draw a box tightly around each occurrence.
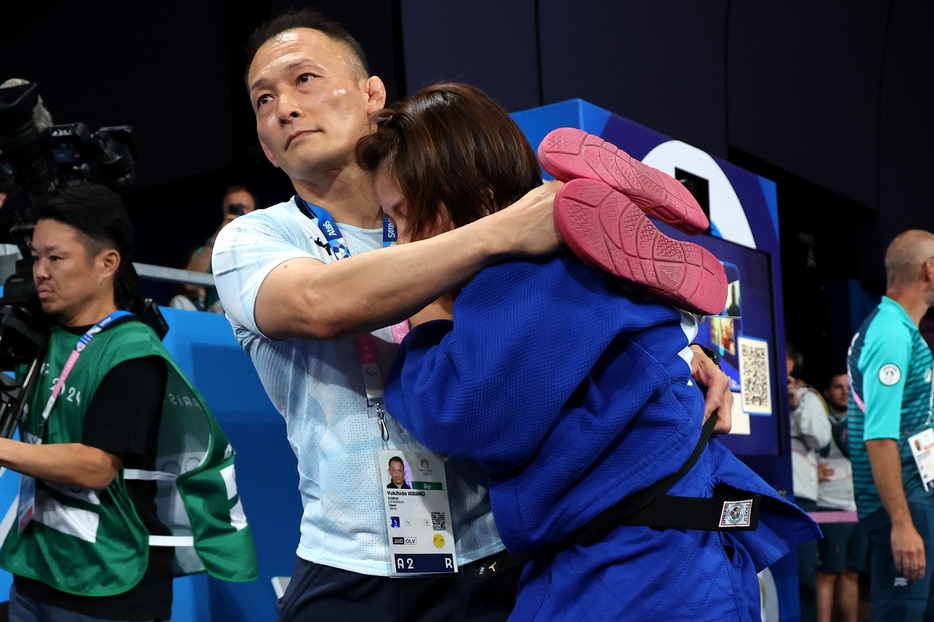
[385,252,819,621]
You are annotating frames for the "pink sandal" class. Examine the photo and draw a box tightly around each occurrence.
[554,178,727,316]
[539,127,709,235]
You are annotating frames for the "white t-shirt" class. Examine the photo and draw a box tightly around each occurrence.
[212,197,503,575]
[789,385,832,503]
[816,414,856,511]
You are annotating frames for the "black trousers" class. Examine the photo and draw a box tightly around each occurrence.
[276,555,521,622]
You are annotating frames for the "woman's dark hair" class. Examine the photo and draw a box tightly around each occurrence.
[356,83,542,241]
[33,183,139,309]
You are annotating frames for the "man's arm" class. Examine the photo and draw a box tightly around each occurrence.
[0,439,120,489]
[186,245,212,275]
[795,388,833,451]
[866,438,926,580]
[0,355,166,491]
[224,181,562,341]
[187,214,238,274]
[860,318,922,577]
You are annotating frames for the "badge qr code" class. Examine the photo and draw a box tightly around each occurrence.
[738,336,772,414]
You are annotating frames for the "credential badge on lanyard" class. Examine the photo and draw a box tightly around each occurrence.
[907,365,934,493]
[296,197,410,441]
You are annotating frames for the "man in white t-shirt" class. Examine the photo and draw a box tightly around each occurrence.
[787,345,833,622]
[814,369,867,622]
[215,9,733,622]
[213,10,562,622]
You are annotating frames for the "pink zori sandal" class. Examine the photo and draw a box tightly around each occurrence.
[554,178,728,316]
[539,127,709,236]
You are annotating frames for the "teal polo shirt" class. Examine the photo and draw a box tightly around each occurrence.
[848,296,934,518]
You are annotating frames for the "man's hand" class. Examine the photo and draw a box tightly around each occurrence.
[689,345,732,434]
[818,462,835,482]
[867,438,923,580]
[489,180,565,257]
[892,521,926,580]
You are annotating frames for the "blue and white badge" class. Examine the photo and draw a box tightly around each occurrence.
[16,475,35,533]
[16,433,42,533]
[379,449,456,575]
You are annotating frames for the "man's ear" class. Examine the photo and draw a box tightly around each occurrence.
[365,76,387,114]
[99,248,121,281]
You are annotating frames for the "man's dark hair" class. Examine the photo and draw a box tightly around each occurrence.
[829,364,848,378]
[34,183,139,309]
[785,341,803,377]
[245,9,369,83]
[224,184,257,207]
[388,456,404,469]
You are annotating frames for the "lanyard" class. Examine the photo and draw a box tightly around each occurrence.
[296,196,410,441]
[40,311,133,423]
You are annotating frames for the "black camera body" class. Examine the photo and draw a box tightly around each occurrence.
[0,82,138,198]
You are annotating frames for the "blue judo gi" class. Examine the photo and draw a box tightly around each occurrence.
[385,252,820,621]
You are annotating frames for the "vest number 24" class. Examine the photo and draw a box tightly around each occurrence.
[50,378,82,406]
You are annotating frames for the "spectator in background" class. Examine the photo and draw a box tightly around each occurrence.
[788,343,833,622]
[815,368,867,622]
[180,185,256,312]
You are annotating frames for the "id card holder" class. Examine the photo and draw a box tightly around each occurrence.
[908,429,934,492]
[17,432,43,533]
[17,475,36,533]
[379,449,457,575]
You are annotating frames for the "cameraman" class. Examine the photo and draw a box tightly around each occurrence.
[182,185,256,313]
[0,184,252,621]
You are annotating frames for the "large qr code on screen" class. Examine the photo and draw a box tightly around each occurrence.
[739,337,772,414]
[431,512,446,532]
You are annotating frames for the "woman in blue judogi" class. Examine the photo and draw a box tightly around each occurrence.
[358,82,819,621]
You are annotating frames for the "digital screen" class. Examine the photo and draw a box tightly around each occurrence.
[667,231,781,456]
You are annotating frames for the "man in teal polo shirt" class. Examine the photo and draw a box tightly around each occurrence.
[848,229,934,621]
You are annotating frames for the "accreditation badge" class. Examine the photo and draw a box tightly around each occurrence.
[908,428,934,492]
[379,449,457,575]
[16,432,43,533]
[17,475,35,533]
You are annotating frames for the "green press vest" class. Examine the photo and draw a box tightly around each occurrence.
[0,320,258,596]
